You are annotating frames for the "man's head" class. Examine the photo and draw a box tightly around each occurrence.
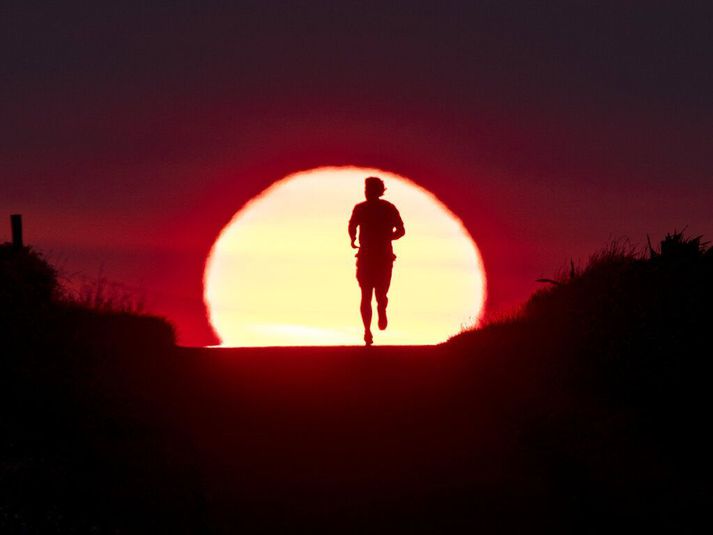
[364,176,386,200]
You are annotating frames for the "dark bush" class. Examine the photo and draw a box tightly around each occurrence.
[451,232,713,531]
[0,243,175,356]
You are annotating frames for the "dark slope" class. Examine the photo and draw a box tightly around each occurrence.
[3,232,712,533]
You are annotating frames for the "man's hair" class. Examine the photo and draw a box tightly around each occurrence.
[365,176,385,197]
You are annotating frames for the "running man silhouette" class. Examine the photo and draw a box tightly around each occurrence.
[348,176,405,345]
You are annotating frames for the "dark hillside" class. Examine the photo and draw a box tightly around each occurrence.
[1,243,181,533]
[2,233,712,533]
[451,231,713,531]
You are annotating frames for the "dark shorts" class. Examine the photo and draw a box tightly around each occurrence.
[356,253,395,292]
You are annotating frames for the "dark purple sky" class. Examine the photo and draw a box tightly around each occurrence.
[3,1,712,344]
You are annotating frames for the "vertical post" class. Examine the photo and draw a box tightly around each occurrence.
[11,214,23,250]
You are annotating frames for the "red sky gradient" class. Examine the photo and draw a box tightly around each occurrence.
[3,2,712,345]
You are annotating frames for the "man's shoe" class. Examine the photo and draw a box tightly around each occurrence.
[364,330,374,346]
[377,308,388,330]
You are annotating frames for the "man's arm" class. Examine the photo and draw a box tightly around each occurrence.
[391,207,405,241]
[348,206,359,249]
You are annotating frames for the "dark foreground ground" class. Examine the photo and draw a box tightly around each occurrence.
[168,345,545,533]
[0,343,565,533]
[5,339,704,534]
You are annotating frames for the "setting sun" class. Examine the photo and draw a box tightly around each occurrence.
[203,166,486,346]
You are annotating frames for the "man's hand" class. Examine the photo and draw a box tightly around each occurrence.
[351,239,358,249]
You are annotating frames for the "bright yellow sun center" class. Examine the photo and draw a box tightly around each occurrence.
[203,166,486,346]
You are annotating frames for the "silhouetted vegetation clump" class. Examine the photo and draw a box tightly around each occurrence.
[0,243,59,305]
[1,242,174,357]
[520,232,712,394]
[1,243,180,533]
[451,230,713,531]
[1,244,60,348]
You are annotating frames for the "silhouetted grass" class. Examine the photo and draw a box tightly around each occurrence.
[450,231,713,531]
[70,273,147,314]
[1,242,174,358]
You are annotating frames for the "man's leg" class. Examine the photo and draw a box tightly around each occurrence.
[360,285,374,344]
[375,262,393,331]
[375,288,388,330]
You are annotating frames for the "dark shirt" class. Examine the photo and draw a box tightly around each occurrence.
[348,199,405,256]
